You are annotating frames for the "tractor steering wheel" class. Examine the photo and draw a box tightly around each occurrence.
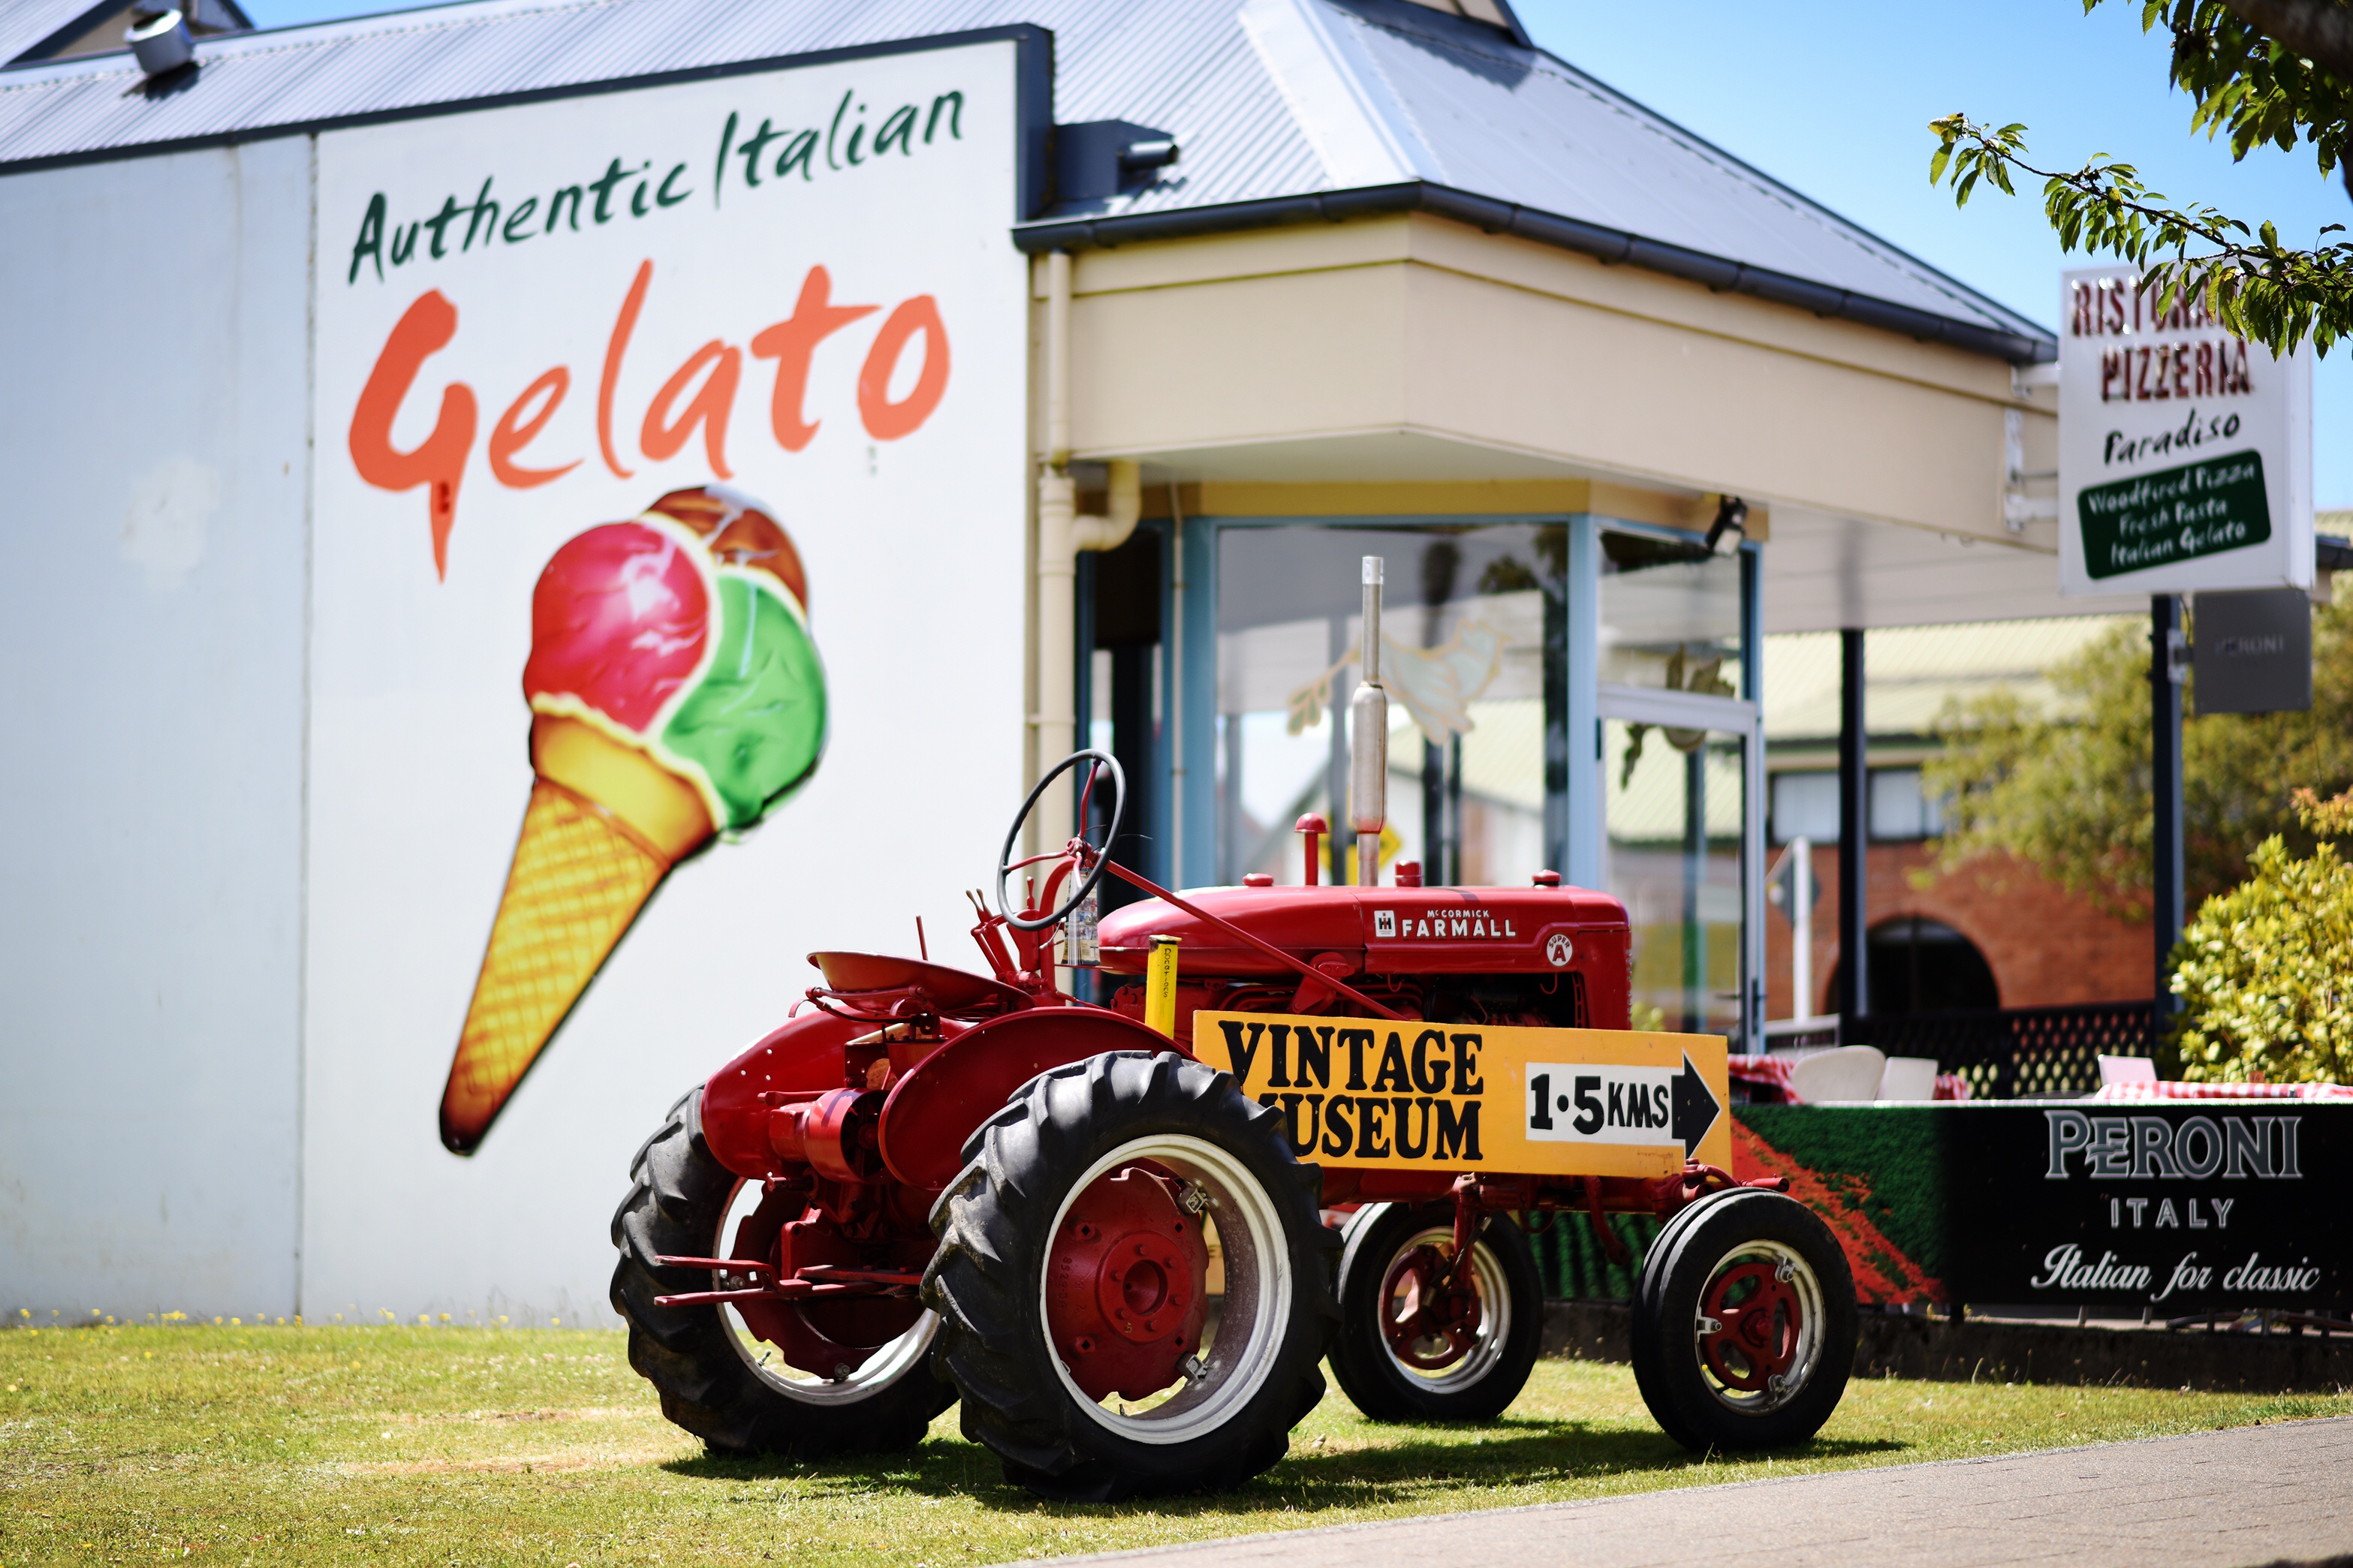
[998,750,1127,931]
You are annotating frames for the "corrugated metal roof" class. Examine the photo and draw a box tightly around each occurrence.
[1762,617,2139,742]
[0,0,2052,361]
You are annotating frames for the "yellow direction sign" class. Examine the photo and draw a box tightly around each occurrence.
[1192,1012,1732,1179]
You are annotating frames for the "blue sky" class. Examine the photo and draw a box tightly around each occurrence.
[1513,0,2350,507]
[242,0,2351,505]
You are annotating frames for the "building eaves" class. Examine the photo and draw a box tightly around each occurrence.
[1014,181,2053,365]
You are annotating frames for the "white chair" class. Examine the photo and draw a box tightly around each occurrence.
[1877,1055,1940,1102]
[2098,1054,2158,1087]
[1788,1045,1888,1103]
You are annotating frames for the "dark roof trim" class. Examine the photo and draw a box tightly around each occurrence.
[1016,181,2058,366]
[6,0,252,65]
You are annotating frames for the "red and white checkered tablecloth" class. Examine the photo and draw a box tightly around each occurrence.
[1727,1054,1796,1096]
[2090,1080,2353,1102]
[1727,1059,2345,1104]
[1725,1055,1972,1103]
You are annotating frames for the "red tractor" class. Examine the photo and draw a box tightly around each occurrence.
[610,562,1857,1500]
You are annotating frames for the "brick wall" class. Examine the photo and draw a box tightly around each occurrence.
[1764,842,2153,1017]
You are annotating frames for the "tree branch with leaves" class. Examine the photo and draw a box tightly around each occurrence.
[1929,0,2353,356]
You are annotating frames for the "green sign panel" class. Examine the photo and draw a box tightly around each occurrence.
[2077,451,2271,580]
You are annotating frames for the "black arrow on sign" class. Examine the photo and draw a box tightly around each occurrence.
[1671,1052,1721,1158]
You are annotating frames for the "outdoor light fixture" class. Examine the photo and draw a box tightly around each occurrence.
[128,8,196,75]
[1119,137,1180,176]
[1705,494,1749,555]
[1052,120,1180,202]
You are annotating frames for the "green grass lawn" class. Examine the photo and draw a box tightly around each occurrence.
[3,1323,2345,1566]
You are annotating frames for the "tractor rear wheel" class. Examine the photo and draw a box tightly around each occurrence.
[610,1089,954,1457]
[1628,1187,1856,1451]
[1327,1203,1543,1423]
[925,1051,1339,1500]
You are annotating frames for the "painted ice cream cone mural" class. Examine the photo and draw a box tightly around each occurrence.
[441,485,826,1154]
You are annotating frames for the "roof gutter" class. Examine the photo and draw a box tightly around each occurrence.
[1014,180,2056,366]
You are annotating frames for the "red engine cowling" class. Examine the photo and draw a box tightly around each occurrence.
[1092,880,1633,1047]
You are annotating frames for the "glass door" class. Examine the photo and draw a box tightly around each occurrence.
[1213,522,1566,888]
[1602,718,1749,1035]
[1594,525,1762,1046]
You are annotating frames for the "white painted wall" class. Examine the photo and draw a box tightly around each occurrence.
[0,137,313,1323]
[0,41,1032,1330]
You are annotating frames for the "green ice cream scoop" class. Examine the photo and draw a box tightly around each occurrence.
[660,570,827,831]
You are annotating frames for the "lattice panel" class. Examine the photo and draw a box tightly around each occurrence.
[1852,1002,2158,1100]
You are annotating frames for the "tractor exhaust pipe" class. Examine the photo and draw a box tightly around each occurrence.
[1351,556,1387,888]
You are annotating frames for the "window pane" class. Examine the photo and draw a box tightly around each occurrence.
[1216,525,1564,886]
[1869,768,1926,841]
[1598,529,1744,700]
[1604,718,1745,1035]
[1770,770,1838,844]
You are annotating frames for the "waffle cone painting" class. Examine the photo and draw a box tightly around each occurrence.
[440,488,826,1152]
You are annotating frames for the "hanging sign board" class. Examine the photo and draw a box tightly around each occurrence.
[2058,264,2312,597]
[1192,1012,1733,1178]
[2192,586,2312,715]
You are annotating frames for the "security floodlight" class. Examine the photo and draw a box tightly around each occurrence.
[1706,495,1749,555]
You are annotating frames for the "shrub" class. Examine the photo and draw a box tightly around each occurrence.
[2169,788,2353,1084]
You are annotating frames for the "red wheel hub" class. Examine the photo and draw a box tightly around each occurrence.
[1698,1260,1802,1392]
[1379,1242,1482,1371]
[1046,1168,1210,1401]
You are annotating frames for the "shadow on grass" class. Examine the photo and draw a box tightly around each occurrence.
[663,1416,1909,1517]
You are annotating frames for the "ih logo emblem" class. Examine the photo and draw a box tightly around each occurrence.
[1374,910,1397,938]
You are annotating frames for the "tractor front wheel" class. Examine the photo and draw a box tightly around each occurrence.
[1327,1203,1543,1423]
[1628,1187,1856,1451]
[610,1089,954,1457]
[925,1051,1339,1500]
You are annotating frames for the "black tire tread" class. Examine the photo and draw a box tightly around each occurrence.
[1327,1203,1544,1424]
[924,1050,1340,1500]
[609,1088,954,1458]
[1629,1187,1856,1452]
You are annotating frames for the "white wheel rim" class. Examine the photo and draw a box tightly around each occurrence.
[1376,1224,1512,1395]
[1041,1134,1291,1446]
[715,1180,938,1406]
[1691,1236,1824,1415]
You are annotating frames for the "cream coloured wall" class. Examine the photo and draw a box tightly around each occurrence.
[1035,212,2054,545]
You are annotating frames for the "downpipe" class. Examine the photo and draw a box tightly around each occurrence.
[1035,247,1140,863]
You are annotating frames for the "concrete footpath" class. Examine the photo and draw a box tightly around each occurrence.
[1033,1416,2353,1568]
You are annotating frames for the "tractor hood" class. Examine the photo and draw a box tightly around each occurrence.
[1095,883,1628,978]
